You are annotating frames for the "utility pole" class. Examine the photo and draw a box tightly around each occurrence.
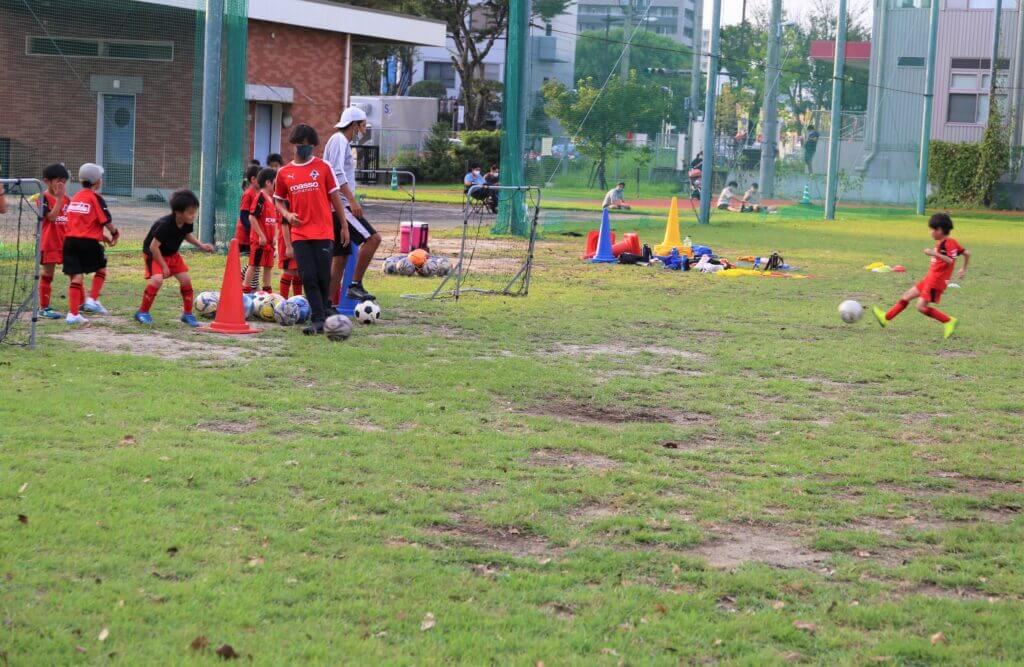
[823,0,847,221]
[758,0,782,198]
[620,0,633,81]
[684,0,704,165]
[698,0,723,225]
[496,0,528,235]
[989,0,1004,97]
[915,0,940,216]
[199,0,224,245]
[1012,0,1024,158]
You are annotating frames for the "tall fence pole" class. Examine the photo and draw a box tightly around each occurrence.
[199,0,224,245]
[989,0,1004,95]
[698,0,722,225]
[684,0,704,165]
[496,0,528,236]
[758,0,783,198]
[823,0,847,220]
[916,0,941,215]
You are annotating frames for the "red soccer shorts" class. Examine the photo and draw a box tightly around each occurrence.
[144,252,189,279]
[916,277,947,304]
[41,249,63,265]
[249,244,275,268]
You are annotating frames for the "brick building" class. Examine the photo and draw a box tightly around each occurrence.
[0,0,444,197]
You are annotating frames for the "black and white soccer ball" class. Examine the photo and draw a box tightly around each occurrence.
[354,300,381,324]
[324,314,353,341]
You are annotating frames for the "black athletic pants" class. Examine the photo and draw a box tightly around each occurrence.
[292,239,332,325]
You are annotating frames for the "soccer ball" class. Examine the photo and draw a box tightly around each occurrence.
[396,258,417,276]
[257,294,283,322]
[354,300,381,324]
[418,257,438,276]
[194,291,219,318]
[434,257,452,276]
[408,248,429,267]
[273,299,301,326]
[383,255,402,275]
[286,295,310,323]
[324,314,353,341]
[838,299,864,324]
[242,293,255,320]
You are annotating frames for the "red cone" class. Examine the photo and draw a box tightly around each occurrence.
[200,239,260,335]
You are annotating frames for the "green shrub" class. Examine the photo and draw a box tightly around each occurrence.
[929,105,1011,207]
[407,80,447,99]
[412,121,462,183]
[453,130,501,172]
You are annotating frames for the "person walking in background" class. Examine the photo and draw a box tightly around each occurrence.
[803,125,820,174]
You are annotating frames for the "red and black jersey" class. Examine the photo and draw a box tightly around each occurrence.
[248,191,277,248]
[65,189,112,241]
[273,158,338,242]
[39,191,70,256]
[924,237,965,284]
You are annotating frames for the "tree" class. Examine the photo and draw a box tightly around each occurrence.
[542,75,671,190]
[803,0,870,111]
[971,104,1011,206]
[574,28,691,86]
[408,80,448,99]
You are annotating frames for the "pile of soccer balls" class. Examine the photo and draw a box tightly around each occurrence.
[383,248,452,278]
[193,290,381,331]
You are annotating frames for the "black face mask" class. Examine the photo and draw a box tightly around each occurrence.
[296,145,314,161]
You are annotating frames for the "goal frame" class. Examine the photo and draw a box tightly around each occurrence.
[0,178,44,349]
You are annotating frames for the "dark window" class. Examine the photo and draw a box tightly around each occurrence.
[424,61,456,89]
[898,56,925,67]
[27,37,99,57]
[951,57,1010,70]
[27,36,173,61]
[948,93,978,123]
[107,42,173,61]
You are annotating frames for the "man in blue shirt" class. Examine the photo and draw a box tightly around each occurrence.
[464,164,494,212]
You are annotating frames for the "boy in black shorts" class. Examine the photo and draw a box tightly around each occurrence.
[62,163,120,326]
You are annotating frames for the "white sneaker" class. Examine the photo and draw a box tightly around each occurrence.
[65,313,90,326]
[82,298,109,315]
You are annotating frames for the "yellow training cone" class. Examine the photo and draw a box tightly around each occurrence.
[653,197,688,256]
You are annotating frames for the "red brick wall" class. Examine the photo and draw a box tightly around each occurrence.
[0,2,197,190]
[246,20,347,160]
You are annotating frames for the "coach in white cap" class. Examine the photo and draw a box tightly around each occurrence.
[322,106,381,304]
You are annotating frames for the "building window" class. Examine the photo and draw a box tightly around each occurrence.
[545,22,552,36]
[482,63,502,81]
[950,57,1010,70]
[654,26,677,34]
[897,56,925,67]
[685,8,695,19]
[947,69,1006,123]
[946,0,1017,7]
[27,36,173,61]
[650,6,678,17]
[424,61,456,90]
[889,0,930,7]
[684,27,694,38]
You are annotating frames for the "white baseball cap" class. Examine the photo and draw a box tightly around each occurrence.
[335,106,368,128]
[79,163,104,184]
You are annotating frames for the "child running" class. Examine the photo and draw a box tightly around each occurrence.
[243,168,277,294]
[38,163,71,319]
[872,213,969,339]
[135,189,214,326]
[63,163,119,326]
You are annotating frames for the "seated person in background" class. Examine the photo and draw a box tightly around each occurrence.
[464,163,490,209]
[740,182,763,212]
[717,181,741,210]
[602,181,630,210]
[482,164,500,213]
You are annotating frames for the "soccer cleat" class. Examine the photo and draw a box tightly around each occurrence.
[302,324,325,336]
[871,306,888,328]
[82,298,109,315]
[39,306,62,320]
[180,313,199,328]
[943,317,959,340]
[346,284,375,302]
[65,313,89,326]
[134,311,153,325]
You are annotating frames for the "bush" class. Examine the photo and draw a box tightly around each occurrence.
[410,121,461,183]
[407,80,447,99]
[929,105,1011,207]
[452,130,501,173]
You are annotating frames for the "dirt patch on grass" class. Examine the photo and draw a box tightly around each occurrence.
[526,449,619,470]
[929,471,1023,495]
[425,512,561,558]
[52,324,255,363]
[850,516,970,537]
[521,398,712,428]
[567,503,623,522]
[688,524,830,570]
[545,342,707,361]
[196,420,257,435]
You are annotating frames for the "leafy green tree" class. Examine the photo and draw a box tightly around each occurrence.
[542,75,671,190]
[574,28,691,86]
[971,104,1012,206]
[407,80,448,99]
[416,121,461,183]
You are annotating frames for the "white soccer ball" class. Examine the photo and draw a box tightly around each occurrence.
[286,295,310,323]
[396,258,417,276]
[838,299,864,324]
[354,300,381,324]
[324,314,353,341]
[194,291,219,318]
[273,299,301,326]
[257,294,284,322]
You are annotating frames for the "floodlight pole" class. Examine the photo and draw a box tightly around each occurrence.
[758,0,783,198]
[199,0,224,245]
[684,0,704,164]
[823,0,847,221]
[915,0,941,216]
[698,0,722,225]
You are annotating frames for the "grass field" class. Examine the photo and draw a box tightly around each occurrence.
[2,208,1022,664]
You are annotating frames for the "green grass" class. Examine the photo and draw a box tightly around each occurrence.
[2,210,1023,663]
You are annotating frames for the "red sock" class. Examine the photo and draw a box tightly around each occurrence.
[262,284,272,293]
[279,275,291,299]
[886,299,909,321]
[181,285,194,314]
[291,276,302,296]
[89,269,106,300]
[922,307,950,323]
[40,274,53,308]
[69,282,84,316]
[140,284,159,313]
[243,285,253,294]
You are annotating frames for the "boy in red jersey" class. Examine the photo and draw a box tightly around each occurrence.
[274,124,347,335]
[134,190,214,326]
[62,163,120,326]
[277,202,302,299]
[243,168,277,294]
[237,165,260,286]
[38,163,71,319]
[873,213,969,339]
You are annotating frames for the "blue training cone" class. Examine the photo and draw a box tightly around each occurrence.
[335,243,361,316]
[590,208,617,263]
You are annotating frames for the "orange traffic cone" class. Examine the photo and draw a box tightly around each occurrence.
[200,239,260,335]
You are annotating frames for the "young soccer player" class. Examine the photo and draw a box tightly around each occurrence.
[323,107,383,304]
[237,166,260,285]
[134,189,214,326]
[872,213,969,339]
[277,195,302,299]
[274,123,347,335]
[62,163,119,325]
[243,168,277,294]
[267,153,285,170]
[38,163,71,319]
